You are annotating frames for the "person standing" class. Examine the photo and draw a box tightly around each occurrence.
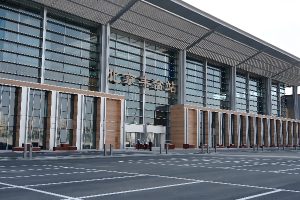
[137,139,140,150]
[149,140,153,151]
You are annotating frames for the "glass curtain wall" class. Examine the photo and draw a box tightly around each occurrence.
[144,43,177,126]
[236,74,247,112]
[271,83,278,116]
[280,84,287,117]
[109,31,177,126]
[186,59,205,107]
[109,32,143,124]
[0,4,42,82]
[206,64,229,109]
[82,96,97,149]
[45,15,99,90]
[0,85,17,150]
[26,89,48,149]
[249,77,264,114]
[57,93,74,146]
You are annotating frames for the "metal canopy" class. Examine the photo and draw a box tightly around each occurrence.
[30,0,300,86]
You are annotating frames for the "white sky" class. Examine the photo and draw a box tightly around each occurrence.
[182,0,300,94]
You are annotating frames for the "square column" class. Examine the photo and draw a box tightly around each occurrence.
[263,118,270,147]
[249,116,256,146]
[224,113,231,147]
[232,114,239,147]
[229,66,236,111]
[282,120,288,146]
[288,121,293,146]
[293,122,298,146]
[49,91,59,150]
[257,117,263,146]
[270,119,276,146]
[293,86,299,119]
[241,115,248,146]
[177,50,186,104]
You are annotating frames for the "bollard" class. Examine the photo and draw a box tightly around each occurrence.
[261,145,263,151]
[103,144,106,156]
[29,144,33,160]
[110,144,113,156]
[160,144,162,154]
[165,143,168,154]
[207,144,209,154]
[214,144,217,153]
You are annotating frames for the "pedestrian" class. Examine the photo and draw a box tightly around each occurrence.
[137,139,140,150]
[149,140,153,151]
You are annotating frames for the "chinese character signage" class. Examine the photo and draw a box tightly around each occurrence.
[108,69,176,93]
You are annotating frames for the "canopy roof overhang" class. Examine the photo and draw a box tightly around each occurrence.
[29,0,300,86]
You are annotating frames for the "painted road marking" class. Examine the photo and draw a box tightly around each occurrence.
[0,181,81,200]
[236,189,282,200]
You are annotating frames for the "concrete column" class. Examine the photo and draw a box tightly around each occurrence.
[18,87,30,147]
[276,120,282,146]
[40,7,47,84]
[99,97,107,149]
[270,119,276,146]
[265,78,272,115]
[100,24,110,93]
[230,66,236,111]
[75,94,84,150]
[288,121,293,146]
[282,120,287,146]
[233,114,239,147]
[249,116,256,146]
[293,122,298,147]
[293,86,299,119]
[224,113,231,147]
[178,50,186,104]
[263,118,270,147]
[257,117,263,146]
[49,91,59,150]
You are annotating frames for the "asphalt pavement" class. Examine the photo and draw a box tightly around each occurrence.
[1,149,300,199]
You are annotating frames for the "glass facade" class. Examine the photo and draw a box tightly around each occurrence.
[248,77,264,114]
[82,96,97,149]
[0,4,42,82]
[206,64,229,109]
[271,83,279,116]
[57,93,74,146]
[109,31,177,126]
[186,59,205,107]
[280,84,287,117]
[45,15,99,90]
[236,74,247,112]
[0,85,17,150]
[26,89,48,149]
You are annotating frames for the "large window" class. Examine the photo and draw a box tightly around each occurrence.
[206,64,229,109]
[0,85,17,150]
[186,59,205,107]
[109,32,177,126]
[57,93,74,146]
[144,43,177,126]
[271,83,279,116]
[236,74,247,112]
[26,89,48,149]
[109,32,143,124]
[249,77,264,114]
[82,96,97,149]
[279,84,287,117]
[45,15,99,90]
[0,4,42,82]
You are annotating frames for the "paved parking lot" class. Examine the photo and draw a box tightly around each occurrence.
[1,151,300,199]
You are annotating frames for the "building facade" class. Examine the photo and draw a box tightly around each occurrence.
[0,0,299,150]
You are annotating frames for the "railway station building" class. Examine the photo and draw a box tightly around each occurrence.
[0,0,299,151]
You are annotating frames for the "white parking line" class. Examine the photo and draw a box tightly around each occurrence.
[76,181,203,199]
[0,181,81,200]
[236,189,282,200]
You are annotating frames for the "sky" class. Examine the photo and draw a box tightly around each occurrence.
[182,0,300,94]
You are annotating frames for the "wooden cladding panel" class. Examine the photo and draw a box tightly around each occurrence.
[224,113,230,147]
[233,114,239,146]
[249,116,255,146]
[270,119,275,146]
[282,121,287,146]
[288,121,293,146]
[170,105,185,147]
[105,99,121,149]
[276,120,281,146]
[203,111,210,145]
[214,112,220,146]
[257,117,262,146]
[263,118,269,147]
[188,109,197,145]
[241,115,247,146]
[14,87,22,147]
[293,122,298,146]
